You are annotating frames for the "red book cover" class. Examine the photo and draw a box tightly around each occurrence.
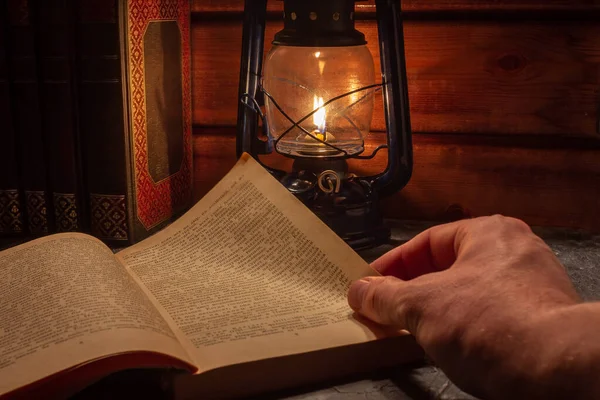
[126,0,193,236]
[76,0,192,244]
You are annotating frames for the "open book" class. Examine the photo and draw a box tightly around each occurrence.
[0,154,422,399]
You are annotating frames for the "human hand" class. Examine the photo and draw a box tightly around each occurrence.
[348,216,600,399]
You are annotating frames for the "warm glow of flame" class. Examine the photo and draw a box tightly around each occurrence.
[313,96,326,134]
[314,51,321,58]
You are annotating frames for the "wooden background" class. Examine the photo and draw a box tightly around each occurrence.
[191,0,600,232]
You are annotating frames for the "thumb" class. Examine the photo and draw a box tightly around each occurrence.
[348,276,422,331]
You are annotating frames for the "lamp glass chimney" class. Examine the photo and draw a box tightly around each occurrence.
[262,44,376,158]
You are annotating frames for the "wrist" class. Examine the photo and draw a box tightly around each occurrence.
[529,303,600,399]
[484,303,600,400]
[480,311,555,399]
[468,301,576,399]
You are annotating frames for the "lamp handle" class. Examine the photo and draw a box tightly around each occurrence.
[368,0,413,197]
[236,0,268,158]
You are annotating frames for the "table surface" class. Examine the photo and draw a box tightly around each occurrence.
[3,221,600,400]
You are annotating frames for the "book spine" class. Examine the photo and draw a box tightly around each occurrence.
[35,0,83,233]
[75,0,130,243]
[6,0,53,235]
[0,0,25,235]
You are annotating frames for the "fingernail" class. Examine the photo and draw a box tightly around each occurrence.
[348,279,370,311]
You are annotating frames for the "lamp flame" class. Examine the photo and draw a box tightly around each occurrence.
[313,96,326,135]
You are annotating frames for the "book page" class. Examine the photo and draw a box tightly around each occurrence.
[0,233,194,396]
[118,154,388,373]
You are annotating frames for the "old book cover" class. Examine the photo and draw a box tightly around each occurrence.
[5,0,53,235]
[75,0,193,245]
[0,0,24,236]
[36,0,85,233]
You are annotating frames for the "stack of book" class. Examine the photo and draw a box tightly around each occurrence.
[0,0,193,245]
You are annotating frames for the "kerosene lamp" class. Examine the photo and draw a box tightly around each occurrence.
[237,0,412,250]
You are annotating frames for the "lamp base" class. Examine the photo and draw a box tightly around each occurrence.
[311,198,391,251]
[280,158,390,251]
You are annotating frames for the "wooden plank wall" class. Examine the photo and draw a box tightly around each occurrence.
[191,0,600,232]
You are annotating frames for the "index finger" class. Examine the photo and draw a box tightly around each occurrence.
[372,220,470,280]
